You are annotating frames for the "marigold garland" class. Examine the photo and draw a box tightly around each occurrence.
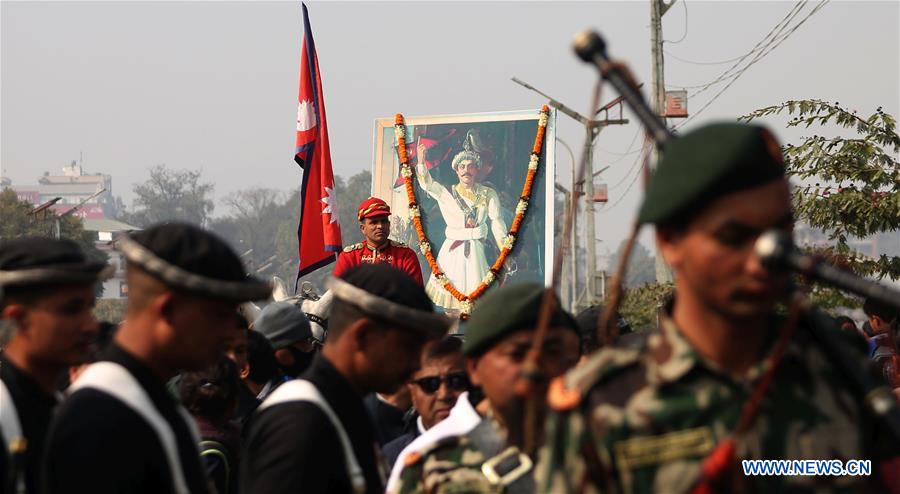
[394,105,549,319]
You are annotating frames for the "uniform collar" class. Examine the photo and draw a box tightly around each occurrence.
[364,240,391,252]
[648,304,798,387]
[101,343,177,409]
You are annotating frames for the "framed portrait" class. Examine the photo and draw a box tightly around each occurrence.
[372,108,556,313]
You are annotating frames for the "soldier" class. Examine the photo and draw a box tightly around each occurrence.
[0,237,109,494]
[241,264,450,494]
[393,283,580,494]
[41,223,271,494]
[333,197,424,285]
[539,122,900,493]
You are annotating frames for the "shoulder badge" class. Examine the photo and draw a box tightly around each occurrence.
[403,451,423,467]
[548,376,582,412]
[389,240,409,248]
[342,243,364,253]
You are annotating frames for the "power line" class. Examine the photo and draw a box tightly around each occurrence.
[673,0,831,130]
[663,50,749,66]
[666,1,807,92]
[663,0,689,44]
[688,1,809,98]
[608,151,643,191]
[596,127,642,162]
[603,139,653,211]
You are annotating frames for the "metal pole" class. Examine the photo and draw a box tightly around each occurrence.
[583,125,600,305]
[511,77,629,308]
[557,138,579,313]
[650,0,674,283]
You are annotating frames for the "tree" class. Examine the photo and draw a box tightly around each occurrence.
[618,282,674,332]
[0,188,107,295]
[607,240,657,288]
[0,188,97,253]
[742,100,899,307]
[206,170,375,297]
[335,171,374,244]
[295,170,374,291]
[94,299,127,323]
[211,187,296,283]
[125,165,215,227]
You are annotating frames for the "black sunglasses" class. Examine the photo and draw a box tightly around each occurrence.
[411,372,470,394]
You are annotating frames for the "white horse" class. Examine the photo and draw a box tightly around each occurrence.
[241,277,333,344]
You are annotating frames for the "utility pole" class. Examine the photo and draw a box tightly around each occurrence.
[512,77,629,312]
[651,0,675,283]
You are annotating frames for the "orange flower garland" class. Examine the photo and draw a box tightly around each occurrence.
[394,106,550,319]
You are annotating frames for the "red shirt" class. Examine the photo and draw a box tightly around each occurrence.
[333,240,424,286]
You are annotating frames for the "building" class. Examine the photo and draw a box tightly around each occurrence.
[82,218,140,299]
[6,160,113,219]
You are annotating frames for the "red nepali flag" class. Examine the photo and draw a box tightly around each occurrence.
[295,3,341,278]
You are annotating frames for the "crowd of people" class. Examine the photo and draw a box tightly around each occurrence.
[1,121,899,494]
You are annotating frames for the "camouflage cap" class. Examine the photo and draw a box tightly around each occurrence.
[462,283,577,357]
[638,122,785,225]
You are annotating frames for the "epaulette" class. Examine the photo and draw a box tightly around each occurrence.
[342,243,364,253]
[548,346,643,412]
[389,240,409,248]
[403,434,467,467]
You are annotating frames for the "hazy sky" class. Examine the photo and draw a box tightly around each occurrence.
[2,0,898,263]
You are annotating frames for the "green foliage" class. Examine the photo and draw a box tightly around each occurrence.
[616,282,674,332]
[123,165,215,227]
[741,100,899,285]
[94,299,128,323]
[0,188,102,258]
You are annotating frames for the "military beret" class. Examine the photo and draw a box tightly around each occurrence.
[0,237,111,288]
[116,222,271,301]
[357,197,391,221]
[462,283,577,357]
[638,122,785,225]
[253,302,312,350]
[326,264,450,338]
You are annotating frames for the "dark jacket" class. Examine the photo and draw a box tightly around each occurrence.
[195,417,240,494]
[241,355,384,494]
[41,344,210,494]
[382,429,419,471]
[0,352,58,494]
[363,393,414,447]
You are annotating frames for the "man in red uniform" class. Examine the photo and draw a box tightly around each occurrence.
[334,197,423,285]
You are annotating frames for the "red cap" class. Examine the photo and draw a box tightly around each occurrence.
[357,197,391,221]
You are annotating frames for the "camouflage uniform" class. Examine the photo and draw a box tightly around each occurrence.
[538,310,896,493]
[394,415,534,494]
[393,283,579,494]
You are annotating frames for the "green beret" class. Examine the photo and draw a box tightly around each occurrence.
[638,122,785,225]
[462,283,577,357]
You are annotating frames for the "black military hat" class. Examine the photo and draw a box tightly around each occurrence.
[116,222,271,301]
[462,283,577,357]
[326,263,450,338]
[0,237,111,288]
[638,122,786,225]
